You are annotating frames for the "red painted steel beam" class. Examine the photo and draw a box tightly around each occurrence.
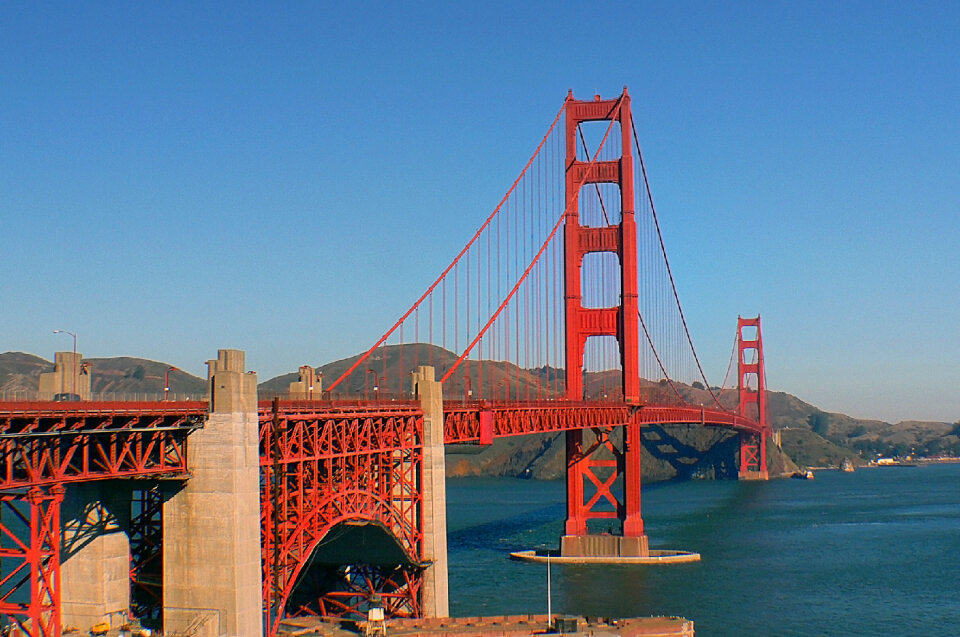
[443,402,763,444]
[737,316,770,477]
[563,92,639,404]
[259,404,424,637]
[0,405,204,490]
[0,486,64,637]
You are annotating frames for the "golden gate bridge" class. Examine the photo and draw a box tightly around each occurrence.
[0,89,770,637]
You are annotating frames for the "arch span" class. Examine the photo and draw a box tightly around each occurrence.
[286,519,422,619]
[260,405,425,637]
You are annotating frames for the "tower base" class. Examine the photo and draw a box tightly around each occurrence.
[560,534,649,558]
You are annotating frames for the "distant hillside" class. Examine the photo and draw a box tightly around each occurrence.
[0,352,208,400]
[0,352,51,395]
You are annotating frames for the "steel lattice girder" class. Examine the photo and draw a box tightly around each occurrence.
[443,402,764,444]
[443,403,633,442]
[129,485,164,624]
[0,486,64,637]
[739,432,766,475]
[0,402,204,489]
[309,564,422,619]
[259,405,424,637]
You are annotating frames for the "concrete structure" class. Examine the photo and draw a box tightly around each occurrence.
[277,614,695,637]
[560,533,649,558]
[287,365,322,399]
[510,548,700,564]
[60,482,132,630]
[162,350,263,637]
[413,366,449,618]
[38,351,91,400]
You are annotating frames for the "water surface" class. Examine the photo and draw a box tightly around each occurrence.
[446,464,960,636]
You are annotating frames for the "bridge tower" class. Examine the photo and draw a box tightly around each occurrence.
[561,89,647,557]
[737,316,769,479]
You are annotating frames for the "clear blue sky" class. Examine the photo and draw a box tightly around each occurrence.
[2,2,958,423]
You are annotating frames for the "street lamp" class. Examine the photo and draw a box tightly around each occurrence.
[165,367,178,401]
[366,369,379,400]
[52,329,77,398]
[463,375,473,403]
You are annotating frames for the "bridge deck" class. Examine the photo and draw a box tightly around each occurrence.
[0,398,762,490]
[0,400,206,489]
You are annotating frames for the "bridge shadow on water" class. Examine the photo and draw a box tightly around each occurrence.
[640,424,740,480]
[447,502,566,552]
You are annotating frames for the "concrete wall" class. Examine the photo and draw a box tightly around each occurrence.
[60,482,132,631]
[413,366,449,618]
[162,350,263,637]
[38,351,91,400]
[287,365,322,399]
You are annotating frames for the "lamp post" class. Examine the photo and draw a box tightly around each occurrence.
[165,367,178,401]
[463,375,473,404]
[366,369,379,401]
[52,329,77,398]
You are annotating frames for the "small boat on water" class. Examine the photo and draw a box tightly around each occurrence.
[791,470,815,480]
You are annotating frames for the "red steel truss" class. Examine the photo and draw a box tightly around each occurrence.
[0,401,203,637]
[0,401,204,490]
[737,316,770,478]
[443,402,764,444]
[0,486,64,637]
[129,485,164,624]
[259,401,424,637]
[563,424,645,536]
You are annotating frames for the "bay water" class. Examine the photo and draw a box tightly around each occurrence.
[446,463,960,636]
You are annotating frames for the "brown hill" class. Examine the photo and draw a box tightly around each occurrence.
[0,352,50,397]
[0,352,208,400]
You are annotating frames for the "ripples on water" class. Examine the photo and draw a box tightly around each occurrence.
[446,463,960,636]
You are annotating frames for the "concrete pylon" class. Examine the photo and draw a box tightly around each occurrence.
[413,366,449,618]
[287,365,322,399]
[162,350,262,637]
[60,482,132,631]
[38,351,91,400]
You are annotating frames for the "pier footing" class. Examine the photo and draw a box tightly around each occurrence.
[278,614,695,637]
[560,533,649,558]
[510,548,701,565]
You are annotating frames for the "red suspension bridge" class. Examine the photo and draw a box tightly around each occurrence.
[0,89,770,637]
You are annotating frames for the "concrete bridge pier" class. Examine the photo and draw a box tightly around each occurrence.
[162,350,263,637]
[60,482,132,631]
[413,366,449,618]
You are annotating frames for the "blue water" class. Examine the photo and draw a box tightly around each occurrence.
[446,464,960,636]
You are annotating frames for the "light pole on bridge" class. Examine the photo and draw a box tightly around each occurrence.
[366,369,379,400]
[165,367,178,401]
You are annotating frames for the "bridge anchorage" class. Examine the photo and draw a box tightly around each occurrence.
[0,88,772,637]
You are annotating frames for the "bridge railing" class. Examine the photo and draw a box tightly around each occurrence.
[0,390,209,402]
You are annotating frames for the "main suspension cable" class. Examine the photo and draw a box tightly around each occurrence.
[631,117,724,410]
